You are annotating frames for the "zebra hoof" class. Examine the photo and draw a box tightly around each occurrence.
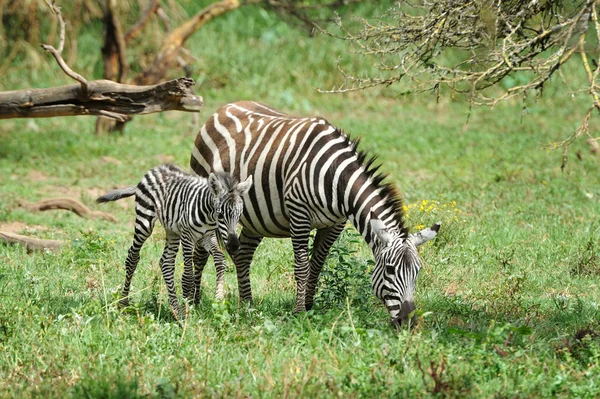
[292,306,307,314]
[118,298,130,308]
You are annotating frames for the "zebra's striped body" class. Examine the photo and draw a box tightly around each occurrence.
[97,164,252,321]
[191,101,438,326]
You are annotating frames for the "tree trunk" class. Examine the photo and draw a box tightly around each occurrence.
[96,0,129,134]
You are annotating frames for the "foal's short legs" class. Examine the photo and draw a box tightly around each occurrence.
[159,231,183,321]
[120,206,156,307]
[188,235,225,304]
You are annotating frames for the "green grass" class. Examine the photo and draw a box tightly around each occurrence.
[1,2,600,398]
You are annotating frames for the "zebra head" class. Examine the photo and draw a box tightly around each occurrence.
[370,217,440,328]
[208,173,253,255]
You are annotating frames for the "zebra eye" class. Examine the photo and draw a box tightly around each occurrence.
[386,265,395,275]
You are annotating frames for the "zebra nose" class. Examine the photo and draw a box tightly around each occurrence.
[392,301,416,329]
[226,234,240,254]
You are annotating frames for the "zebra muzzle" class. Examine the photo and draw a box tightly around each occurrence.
[226,234,240,255]
[392,300,416,329]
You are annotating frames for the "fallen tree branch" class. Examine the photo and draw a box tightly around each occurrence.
[0,77,203,120]
[0,231,64,252]
[19,198,119,223]
[0,0,203,122]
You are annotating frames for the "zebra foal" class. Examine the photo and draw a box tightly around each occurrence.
[191,101,439,327]
[97,164,252,321]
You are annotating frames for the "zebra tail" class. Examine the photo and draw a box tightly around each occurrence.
[96,187,137,203]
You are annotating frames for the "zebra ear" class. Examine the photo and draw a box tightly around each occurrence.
[236,175,253,195]
[208,173,223,197]
[411,222,441,247]
[370,217,392,247]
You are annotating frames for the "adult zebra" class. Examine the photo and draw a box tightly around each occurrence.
[190,101,439,326]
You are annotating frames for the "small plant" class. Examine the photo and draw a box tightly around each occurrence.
[555,325,600,367]
[72,374,143,399]
[69,229,111,268]
[314,230,374,311]
[571,237,600,277]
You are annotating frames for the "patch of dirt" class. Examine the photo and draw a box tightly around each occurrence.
[100,156,122,165]
[85,187,107,199]
[27,170,51,182]
[0,221,51,234]
[37,186,133,210]
[39,185,81,198]
[444,282,459,297]
[156,154,175,164]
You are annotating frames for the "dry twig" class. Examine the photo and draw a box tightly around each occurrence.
[41,0,89,92]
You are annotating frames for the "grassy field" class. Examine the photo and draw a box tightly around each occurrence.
[1,1,600,398]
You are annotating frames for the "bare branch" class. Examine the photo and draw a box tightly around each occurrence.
[124,0,161,43]
[136,0,242,85]
[41,0,88,92]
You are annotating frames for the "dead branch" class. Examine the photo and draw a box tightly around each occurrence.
[0,1,203,123]
[156,7,171,32]
[0,231,64,252]
[135,0,242,85]
[19,198,118,223]
[124,0,161,43]
[41,0,89,93]
[0,77,203,121]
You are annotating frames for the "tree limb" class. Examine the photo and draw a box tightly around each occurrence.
[135,0,242,85]
[124,0,161,43]
[0,77,203,120]
[41,0,89,92]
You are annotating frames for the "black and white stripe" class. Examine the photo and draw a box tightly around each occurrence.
[97,164,252,321]
[191,102,439,326]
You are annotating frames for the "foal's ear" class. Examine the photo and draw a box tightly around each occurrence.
[370,217,392,247]
[236,175,253,195]
[411,222,441,247]
[208,173,223,197]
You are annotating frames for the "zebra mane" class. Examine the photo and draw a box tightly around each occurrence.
[212,171,238,192]
[345,132,409,235]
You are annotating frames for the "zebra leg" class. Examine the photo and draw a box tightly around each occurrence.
[305,222,346,311]
[180,233,196,303]
[159,231,183,321]
[231,228,263,303]
[191,242,210,304]
[289,210,312,314]
[204,235,226,301]
[120,207,156,307]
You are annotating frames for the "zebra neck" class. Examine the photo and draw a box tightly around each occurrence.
[342,177,401,249]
